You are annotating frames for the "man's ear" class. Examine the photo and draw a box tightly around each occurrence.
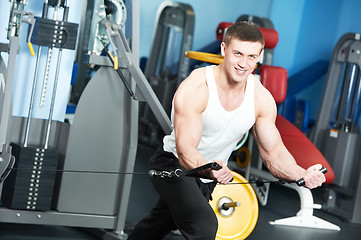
[221,42,226,56]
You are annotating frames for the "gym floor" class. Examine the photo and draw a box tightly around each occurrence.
[0,143,360,239]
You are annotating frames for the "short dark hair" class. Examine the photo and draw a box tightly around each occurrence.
[224,21,265,48]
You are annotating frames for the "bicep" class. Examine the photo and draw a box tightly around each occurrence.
[252,94,283,161]
[253,116,281,156]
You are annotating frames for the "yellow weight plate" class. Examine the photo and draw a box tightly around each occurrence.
[185,51,224,64]
[209,171,258,240]
[235,146,251,168]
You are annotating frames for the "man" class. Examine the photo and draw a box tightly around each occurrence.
[128,21,325,240]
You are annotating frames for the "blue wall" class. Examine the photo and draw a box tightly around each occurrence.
[269,0,305,75]
[286,0,342,75]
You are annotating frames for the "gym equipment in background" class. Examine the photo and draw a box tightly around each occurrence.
[0,0,29,179]
[70,0,127,104]
[0,1,156,239]
[310,32,361,224]
[280,60,329,133]
[1,0,78,212]
[54,15,171,238]
[139,1,194,145]
[185,51,224,64]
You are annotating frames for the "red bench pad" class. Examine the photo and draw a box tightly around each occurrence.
[260,65,288,104]
[275,115,335,184]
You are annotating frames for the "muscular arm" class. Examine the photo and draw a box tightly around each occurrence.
[253,83,325,188]
[173,76,207,171]
[252,112,306,181]
[173,69,233,184]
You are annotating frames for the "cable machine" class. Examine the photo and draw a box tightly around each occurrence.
[0,1,167,239]
[70,0,127,104]
[310,32,361,223]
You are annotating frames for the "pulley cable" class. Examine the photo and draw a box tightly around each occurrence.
[1,155,326,187]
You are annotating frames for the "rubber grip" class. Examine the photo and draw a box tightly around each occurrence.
[296,166,327,186]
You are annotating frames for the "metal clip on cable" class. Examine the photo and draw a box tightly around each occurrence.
[148,169,183,178]
[148,162,222,179]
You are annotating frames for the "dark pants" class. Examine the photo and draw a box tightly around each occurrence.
[128,147,218,240]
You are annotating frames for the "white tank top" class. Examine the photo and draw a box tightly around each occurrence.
[163,65,255,167]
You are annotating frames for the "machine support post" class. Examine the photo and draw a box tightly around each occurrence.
[24,46,42,147]
[44,49,63,149]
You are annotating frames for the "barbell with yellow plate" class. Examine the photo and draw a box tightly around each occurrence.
[209,171,259,240]
[234,146,251,169]
[185,50,257,69]
[185,51,224,65]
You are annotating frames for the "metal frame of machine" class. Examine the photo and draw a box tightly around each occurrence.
[310,32,361,224]
[139,1,194,146]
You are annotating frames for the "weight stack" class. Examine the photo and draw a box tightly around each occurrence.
[1,143,59,211]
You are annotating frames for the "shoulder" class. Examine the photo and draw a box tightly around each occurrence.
[174,67,209,112]
[178,67,207,89]
[253,76,277,121]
